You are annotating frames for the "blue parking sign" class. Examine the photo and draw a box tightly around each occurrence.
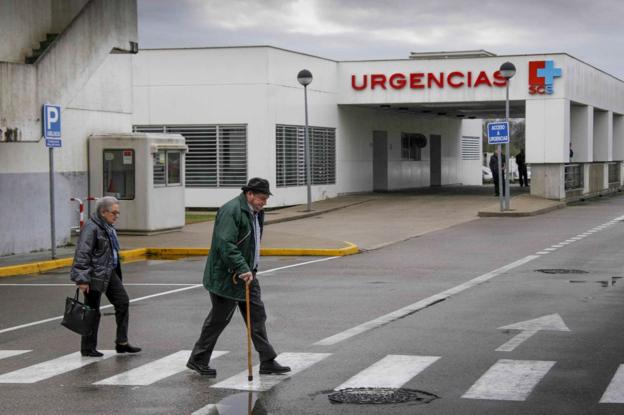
[42,104,62,148]
[487,122,509,145]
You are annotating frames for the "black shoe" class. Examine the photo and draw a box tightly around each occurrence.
[115,343,142,354]
[81,349,104,357]
[259,359,291,374]
[186,360,217,377]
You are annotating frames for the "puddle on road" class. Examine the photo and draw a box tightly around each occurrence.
[207,392,266,415]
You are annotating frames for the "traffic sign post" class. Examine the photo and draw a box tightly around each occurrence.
[43,104,62,259]
[487,122,509,212]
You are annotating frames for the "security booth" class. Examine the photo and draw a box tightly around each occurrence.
[88,133,187,233]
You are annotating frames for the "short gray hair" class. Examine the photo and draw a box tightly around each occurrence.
[96,196,119,215]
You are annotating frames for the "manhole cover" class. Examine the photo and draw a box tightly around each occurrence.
[328,387,439,405]
[536,269,588,274]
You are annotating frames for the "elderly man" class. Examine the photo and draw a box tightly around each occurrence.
[70,196,141,357]
[187,177,290,377]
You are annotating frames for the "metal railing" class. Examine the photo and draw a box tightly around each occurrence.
[564,164,583,191]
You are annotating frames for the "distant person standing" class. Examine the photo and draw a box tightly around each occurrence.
[187,178,291,377]
[70,196,141,357]
[489,151,506,197]
[516,149,528,187]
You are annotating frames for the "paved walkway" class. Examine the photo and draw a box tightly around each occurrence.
[0,185,565,276]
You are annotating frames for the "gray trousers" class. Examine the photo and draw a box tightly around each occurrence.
[189,277,277,365]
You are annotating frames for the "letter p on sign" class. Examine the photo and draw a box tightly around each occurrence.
[43,104,62,147]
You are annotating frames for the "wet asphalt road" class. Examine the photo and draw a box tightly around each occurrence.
[1,195,624,414]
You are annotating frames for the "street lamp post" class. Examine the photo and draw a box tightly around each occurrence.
[297,69,313,211]
[499,62,516,211]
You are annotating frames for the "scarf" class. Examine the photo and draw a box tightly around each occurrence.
[104,223,120,267]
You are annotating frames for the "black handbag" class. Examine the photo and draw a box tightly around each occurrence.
[61,288,97,336]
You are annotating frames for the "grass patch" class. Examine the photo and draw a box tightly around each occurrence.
[185,212,217,225]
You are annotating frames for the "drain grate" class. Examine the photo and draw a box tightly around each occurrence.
[536,269,588,274]
[328,388,439,405]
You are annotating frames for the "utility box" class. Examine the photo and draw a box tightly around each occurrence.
[88,133,187,234]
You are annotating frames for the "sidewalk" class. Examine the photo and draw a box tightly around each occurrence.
[0,185,564,277]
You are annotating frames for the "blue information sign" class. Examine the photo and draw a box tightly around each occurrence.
[42,104,62,148]
[487,121,509,145]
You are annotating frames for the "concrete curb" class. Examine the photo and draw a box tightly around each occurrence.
[477,202,566,217]
[0,243,359,278]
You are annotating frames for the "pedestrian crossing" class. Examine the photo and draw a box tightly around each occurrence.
[0,349,623,404]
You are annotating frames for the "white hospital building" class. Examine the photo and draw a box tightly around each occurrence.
[1,0,623,255]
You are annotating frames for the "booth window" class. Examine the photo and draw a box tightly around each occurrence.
[401,133,427,161]
[103,149,135,200]
[275,125,336,187]
[134,124,247,188]
[153,150,181,187]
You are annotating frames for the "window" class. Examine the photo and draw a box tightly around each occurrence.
[103,149,135,200]
[134,125,247,188]
[276,125,336,187]
[565,164,583,191]
[401,133,427,161]
[461,136,481,160]
[608,162,620,184]
[153,151,166,186]
[153,150,181,187]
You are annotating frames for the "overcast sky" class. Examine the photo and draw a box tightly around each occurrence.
[138,0,624,79]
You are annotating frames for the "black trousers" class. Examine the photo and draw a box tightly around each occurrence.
[81,271,130,351]
[493,173,506,196]
[189,277,277,365]
[518,165,528,187]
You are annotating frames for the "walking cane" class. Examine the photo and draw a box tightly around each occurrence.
[245,280,253,382]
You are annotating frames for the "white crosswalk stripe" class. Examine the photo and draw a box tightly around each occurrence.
[0,351,115,383]
[0,350,30,360]
[335,354,440,390]
[600,364,624,403]
[94,350,229,386]
[462,359,555,401]
[211,352,331,392]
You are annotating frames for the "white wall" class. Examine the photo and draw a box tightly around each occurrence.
[133,47,341,208]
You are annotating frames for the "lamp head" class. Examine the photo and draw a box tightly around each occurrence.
[499,61,516,79]
[297,69,313,86]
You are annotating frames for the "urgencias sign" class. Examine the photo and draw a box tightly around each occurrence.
[351,71,508,90]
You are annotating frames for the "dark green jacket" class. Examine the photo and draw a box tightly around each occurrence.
[203,193,264,300]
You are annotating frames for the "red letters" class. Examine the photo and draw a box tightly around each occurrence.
[409,73,425,89]
[427,72,444,88]
[370,74,387,89]
[492,71,507,87]
[351,70,507,90]
[473,71,492,87]
[447,71,464,88]
[351,74,367,90]
[389,73,406,89]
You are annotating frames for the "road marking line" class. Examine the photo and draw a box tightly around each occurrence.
[0,285,201,335]
[544,248,557,251]
[0,258,336,336]
[94,350,228,386]
[600,364,624,403]
[536,251,550,255]
[211,352,331,392]
[256,256,338,275]
[0,351,115,383]
[0,350,30,360]
[462,359,555,401]
[335,355,440,390]
[314,255,539,346]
